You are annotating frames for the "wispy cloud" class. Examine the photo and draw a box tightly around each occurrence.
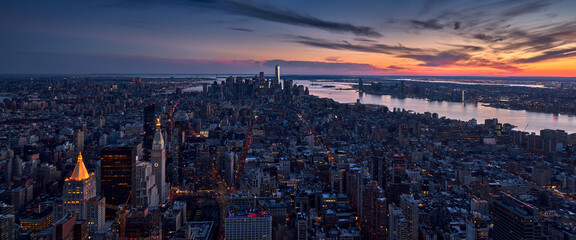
[325,56,341,62]
[393,0,576,70]
[291,35,521,72]
[229,27,254,32]
[399,51,468,67]
[411,19,444,30]
[386,65,405,70]
[108,0,382,37]
[224,1,382,37]
[515,47,576,63]
[457,58,520,72]
[292,36,426,55]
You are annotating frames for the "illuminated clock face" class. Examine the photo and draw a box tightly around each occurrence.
[154,163,159,167]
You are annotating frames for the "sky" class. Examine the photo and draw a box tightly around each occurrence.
[2,0,576,76]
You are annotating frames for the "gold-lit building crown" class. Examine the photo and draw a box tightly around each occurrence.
[68,152,90,181]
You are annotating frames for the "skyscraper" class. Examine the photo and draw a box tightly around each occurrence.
[151,118,169,203]
[400,194,419,240]
[271,64,281,89]
[133,161,159,208]
[100,146,137,206]
[143,103,156,162]
[492,194,541,240]
[62,153,105,232]
[361,181,387,240]
[275,64,280,84]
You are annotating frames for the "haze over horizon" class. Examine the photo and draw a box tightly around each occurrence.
[3,0,576,77]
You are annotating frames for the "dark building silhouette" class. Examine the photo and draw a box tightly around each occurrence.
[100,146,137,206]
[492,194,541,240]
[361,181,387,240]
[143,103,157,162]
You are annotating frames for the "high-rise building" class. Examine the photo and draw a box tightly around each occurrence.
[389,204,408,240]
[151,118,169,203]
[400,194,419,240]
[361,181,387,240]
[275,64,280,86]
[133,161,159,208]
[225,209,272,240]
[100,146,136,206]
[492,194,541,240]
[62,153,105,232]
[0,214,15,240]
[170,117,187,187]
[143,103,156,162]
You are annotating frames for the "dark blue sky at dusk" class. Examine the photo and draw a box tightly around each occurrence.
[2,0,576,76]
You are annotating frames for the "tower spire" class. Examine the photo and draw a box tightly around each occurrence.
[68,152,90,181]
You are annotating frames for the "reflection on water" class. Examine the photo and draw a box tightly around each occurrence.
[295,80,576,134]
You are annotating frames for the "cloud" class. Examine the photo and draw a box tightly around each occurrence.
[224,1,382,37]
[501,0,551,17]
[292,36,426,55]
[411,19,444,30]
[458,58,520,72]
[442,44,484,51]
[109,0,382,37]
[399,51,469,67]
[497,22,576,53]
[453,21,461,30]
[473,34,504,42]
[229,27,254,32]
[386,65,405,70]
[395,0,576,68]
[325,56,341,62]
[515,47,576,63]
[292,36,519,71]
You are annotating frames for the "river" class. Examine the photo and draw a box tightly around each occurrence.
[293,80,576,134]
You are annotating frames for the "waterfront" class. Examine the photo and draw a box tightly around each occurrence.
[183,78,576,134]
[294,80,576,134]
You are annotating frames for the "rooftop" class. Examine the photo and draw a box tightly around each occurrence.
[67,152,90,181]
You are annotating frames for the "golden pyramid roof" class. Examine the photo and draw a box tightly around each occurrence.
[68,152,90,181]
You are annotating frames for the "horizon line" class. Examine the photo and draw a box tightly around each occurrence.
[1,73,575,79]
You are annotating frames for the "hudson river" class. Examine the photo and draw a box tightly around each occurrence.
[294,80,576,134]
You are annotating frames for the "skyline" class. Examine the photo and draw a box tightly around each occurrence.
[2,0,576,76]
